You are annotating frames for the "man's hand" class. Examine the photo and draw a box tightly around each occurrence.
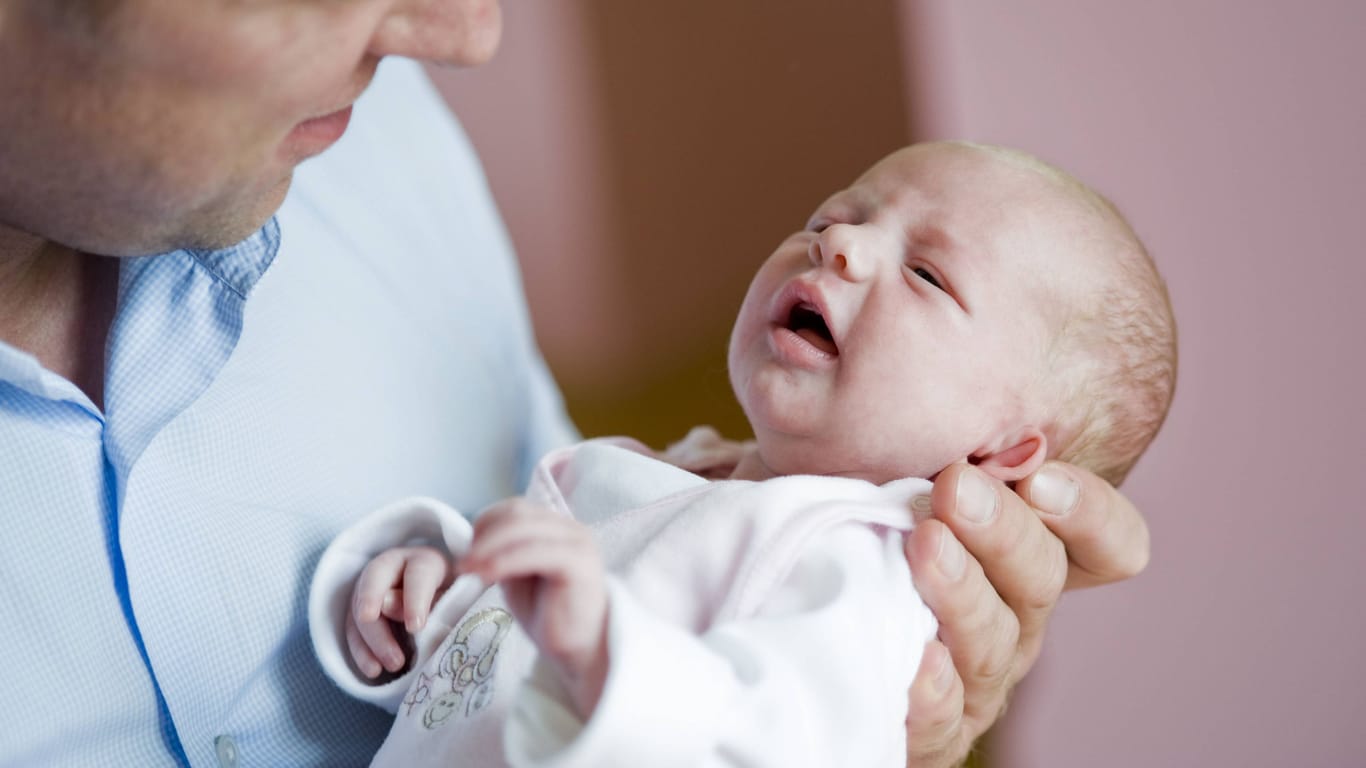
[460,497,611,718]
[903,461,1149,768]
[346,545,454,679]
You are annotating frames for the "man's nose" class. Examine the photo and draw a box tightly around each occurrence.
[808,224,874,282]
[367,0,503,67]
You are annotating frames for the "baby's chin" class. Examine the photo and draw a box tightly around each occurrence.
[750,439,944,485]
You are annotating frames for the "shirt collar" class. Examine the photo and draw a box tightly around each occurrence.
[179,217,281,300]
[0,219,281,413]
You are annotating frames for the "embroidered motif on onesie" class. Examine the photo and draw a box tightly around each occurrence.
[401,607,514,729]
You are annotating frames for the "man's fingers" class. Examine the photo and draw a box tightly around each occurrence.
[1017,461,1150,589]
[905,641,969,768]
[931,464,1067,653]
[903,462,1148,766]
[906,519,1017,729]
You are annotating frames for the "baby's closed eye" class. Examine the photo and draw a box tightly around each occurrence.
[911,266,945,291]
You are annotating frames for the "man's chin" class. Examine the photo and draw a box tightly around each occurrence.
[176,173,293,252]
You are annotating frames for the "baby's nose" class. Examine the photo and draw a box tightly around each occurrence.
[810,225,873,282]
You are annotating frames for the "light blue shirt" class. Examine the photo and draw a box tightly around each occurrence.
[0,59,576,767]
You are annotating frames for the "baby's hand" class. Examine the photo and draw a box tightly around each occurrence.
[346,545,453,679]
[460,497,609,717]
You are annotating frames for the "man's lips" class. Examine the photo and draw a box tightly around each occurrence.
[286,104,352,146]
[282,104,354,158]
[281,63,377,161]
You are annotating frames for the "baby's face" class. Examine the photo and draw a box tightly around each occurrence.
[728,143,1086,482]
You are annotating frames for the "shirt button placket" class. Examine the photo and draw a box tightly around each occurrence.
[214,735,240,768]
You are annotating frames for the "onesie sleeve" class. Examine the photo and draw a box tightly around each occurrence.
[308,496,486,713]
[503,523,938,768]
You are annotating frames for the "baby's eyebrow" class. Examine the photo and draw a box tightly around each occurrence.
[823,181,888,216]
[909,224,953,252]
[815,191,860,218]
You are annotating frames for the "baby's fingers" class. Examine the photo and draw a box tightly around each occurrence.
[353,549,412,623]
[345,609,388,679]
[351,605,407,675]
[472,531,591,585]
[465,511,585,581]
[400,548,454,633]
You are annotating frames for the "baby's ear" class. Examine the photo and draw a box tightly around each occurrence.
[972,428,1048,483]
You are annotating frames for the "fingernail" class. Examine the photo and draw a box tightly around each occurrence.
[910,494,933,523]
[936,532,965,580]
[955,470,998,525]
[1031,465,1079,516]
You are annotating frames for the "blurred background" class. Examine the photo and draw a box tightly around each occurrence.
[427,1,1366,765]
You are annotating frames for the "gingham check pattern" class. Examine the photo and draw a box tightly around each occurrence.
[0,58,574,767]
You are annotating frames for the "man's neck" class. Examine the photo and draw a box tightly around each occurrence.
[0,225,120,409]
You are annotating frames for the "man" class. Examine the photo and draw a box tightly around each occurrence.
[0,1,1149,766]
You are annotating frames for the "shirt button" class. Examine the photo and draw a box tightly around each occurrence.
[214,735,240,768]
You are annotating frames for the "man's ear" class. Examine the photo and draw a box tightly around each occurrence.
[971,427,1048,483]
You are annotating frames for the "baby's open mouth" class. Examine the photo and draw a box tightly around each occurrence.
[786,302,838,355]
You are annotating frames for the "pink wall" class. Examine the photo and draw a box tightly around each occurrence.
[898,1,1366,764]
[427,2,627,380]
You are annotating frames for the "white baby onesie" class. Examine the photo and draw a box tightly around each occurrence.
[310,438,937,767]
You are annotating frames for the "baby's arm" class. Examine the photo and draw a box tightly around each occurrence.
[347,545,454,679]
[505,521,936,768]
[308,496,478,712]
[459,497,610,718]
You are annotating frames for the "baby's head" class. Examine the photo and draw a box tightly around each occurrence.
[727,141,1176,486]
